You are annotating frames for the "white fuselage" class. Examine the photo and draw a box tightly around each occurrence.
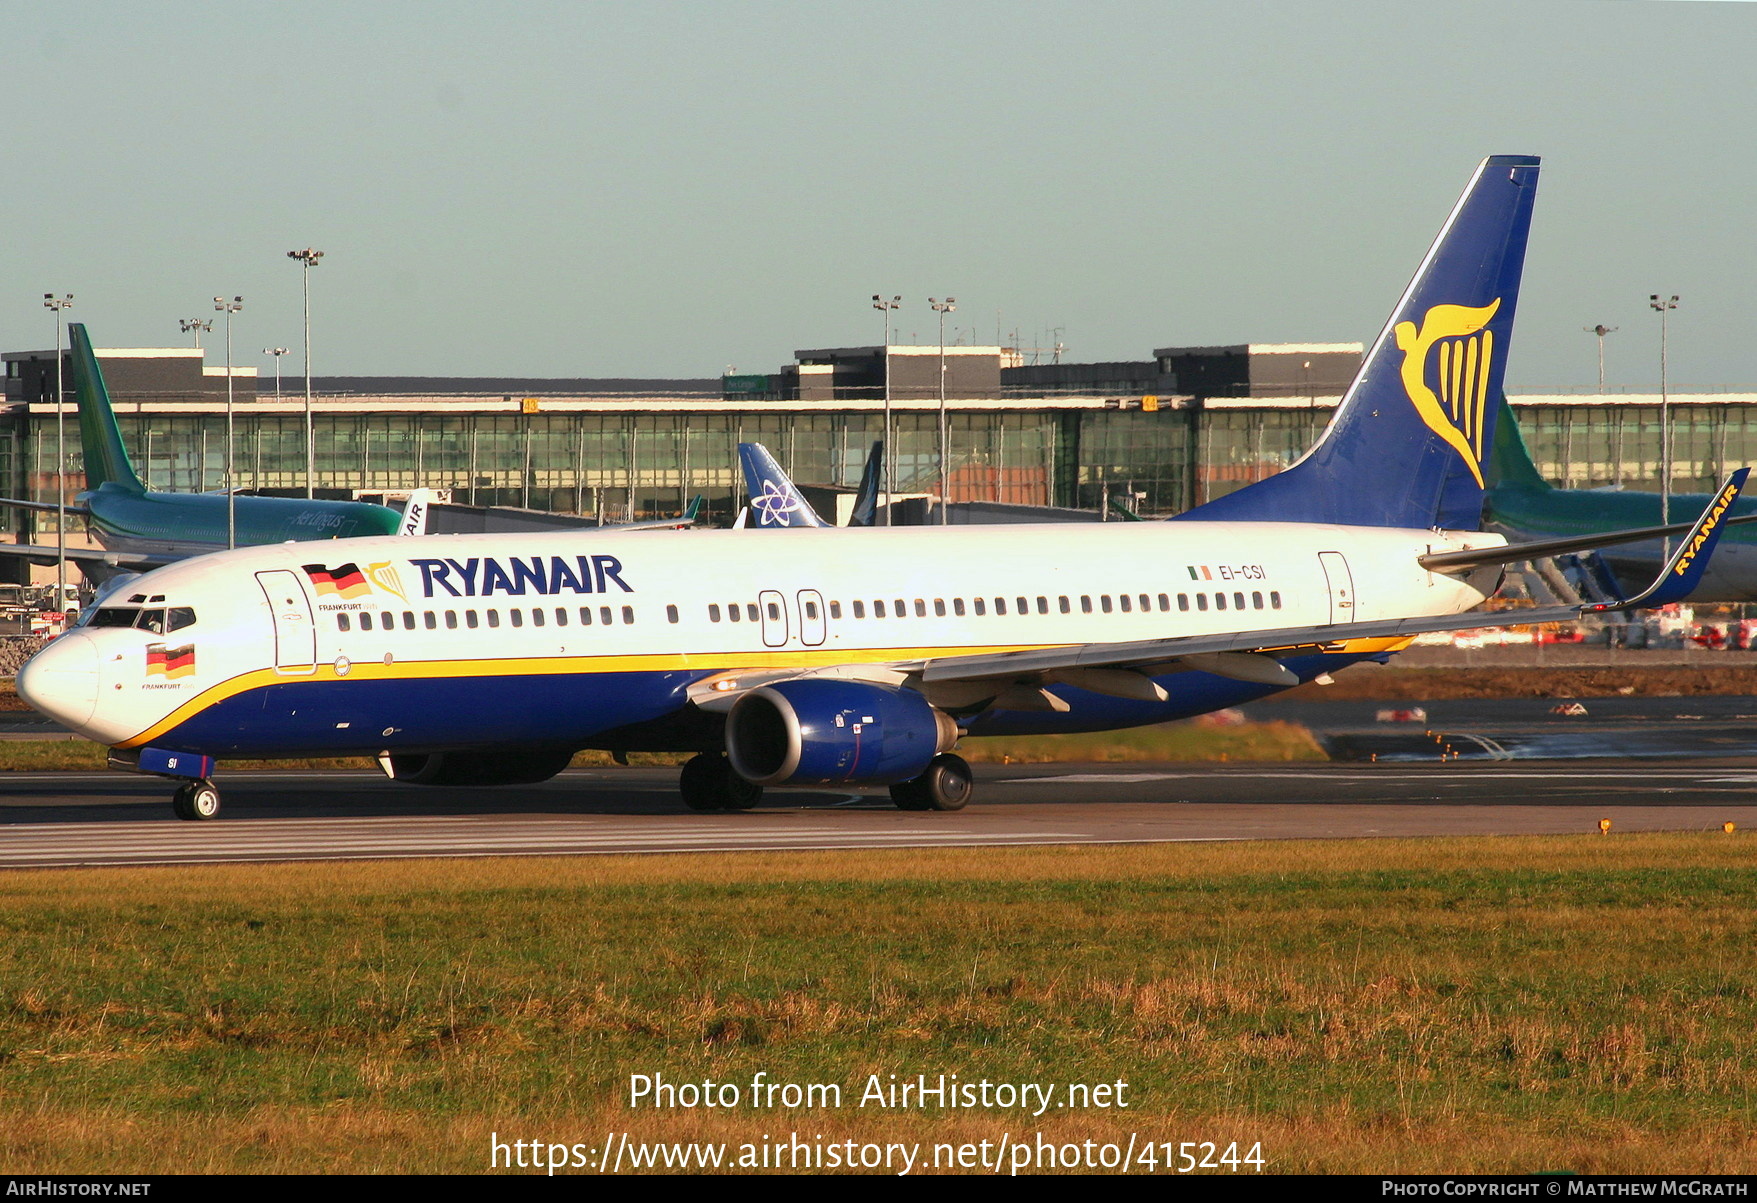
[20,520,1504,756]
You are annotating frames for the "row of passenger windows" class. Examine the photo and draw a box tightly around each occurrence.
[335,605,638,633]
[330,588,1287,637]
[705,591,1283,623]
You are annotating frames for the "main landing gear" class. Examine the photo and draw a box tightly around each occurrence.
[889,753,973,812]
[679,753,763,812]
[171,778,222,821]
[676,751,975,812]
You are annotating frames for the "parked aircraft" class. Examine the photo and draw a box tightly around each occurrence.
[734,441,881,529]
[0,326,695,605]
[0,324,405,579]
[1484,398,1757,600]
[737,442,832,528]
[21,154,1742,821]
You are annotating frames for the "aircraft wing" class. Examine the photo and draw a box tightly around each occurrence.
[691,470,1748,711]
[0,542,172,573]
[606,512,702,532]
[1423,509,1757,570]
[915,470,1747,689]
[0,497,92,517]
[913,603,1595,687]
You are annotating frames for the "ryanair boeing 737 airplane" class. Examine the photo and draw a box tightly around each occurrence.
[17,156,1746,820]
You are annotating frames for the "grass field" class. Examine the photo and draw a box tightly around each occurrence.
[4,834,1756,1174]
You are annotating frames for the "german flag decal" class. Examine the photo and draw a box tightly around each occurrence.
[302,562,371,599]
[146,643,196,679]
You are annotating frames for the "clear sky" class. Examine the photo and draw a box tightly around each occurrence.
[4,1,1754,387]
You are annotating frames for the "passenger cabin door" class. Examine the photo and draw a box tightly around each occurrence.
[758,589,789,648]
[256,569,317,675]
[1318,552,1355,625]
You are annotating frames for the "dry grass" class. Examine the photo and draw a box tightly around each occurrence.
[3,836,1757,1173]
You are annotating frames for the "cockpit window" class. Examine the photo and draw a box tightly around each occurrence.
[88,606,196,633]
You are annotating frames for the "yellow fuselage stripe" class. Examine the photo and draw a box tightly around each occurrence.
[114,635,1415,751]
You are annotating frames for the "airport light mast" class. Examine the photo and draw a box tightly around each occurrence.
[930,297,956,525]
[872,295,901,525]
[215,296,243,549]
[43,294,72,616]
[1584,324,1617,393]
[1651,295,1678,558]
[287,248,324,498]
[179,318,212,349]
[264,347,289,401]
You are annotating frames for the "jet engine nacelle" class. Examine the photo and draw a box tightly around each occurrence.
[382,748,574,787]
[725,679,958,786]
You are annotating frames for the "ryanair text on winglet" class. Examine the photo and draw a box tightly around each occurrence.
[1672,482,1740,579]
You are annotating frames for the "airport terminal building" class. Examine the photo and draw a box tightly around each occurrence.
[5,338,1756,559]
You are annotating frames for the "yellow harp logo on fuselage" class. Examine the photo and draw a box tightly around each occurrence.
[1395,298,1501,487]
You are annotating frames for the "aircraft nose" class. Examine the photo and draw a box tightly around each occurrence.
[17,631,99,731]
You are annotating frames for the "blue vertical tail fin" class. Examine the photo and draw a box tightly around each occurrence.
[850,440,883,527]
[1177,155,1540,531]
[67,324,147,495]
[737,442,831,528]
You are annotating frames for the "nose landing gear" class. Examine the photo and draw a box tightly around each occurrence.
[171,779,222,821]
[106,747,223,822]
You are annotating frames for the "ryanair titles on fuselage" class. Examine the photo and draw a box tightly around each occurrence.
[409,554,633,600]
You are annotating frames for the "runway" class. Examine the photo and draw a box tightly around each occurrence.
[4,761,1757,869]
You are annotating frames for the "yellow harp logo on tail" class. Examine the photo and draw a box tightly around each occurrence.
[1395,298,1501,487]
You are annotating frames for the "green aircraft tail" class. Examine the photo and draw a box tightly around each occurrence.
[1488,396,1551,490]
[67,324,146,495]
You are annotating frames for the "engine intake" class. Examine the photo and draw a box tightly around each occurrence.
[725,679,957,787]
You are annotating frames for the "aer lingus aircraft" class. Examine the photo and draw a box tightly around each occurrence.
[1483,397,1757,601]
[0,323,405,579]
[17,155,1747,821]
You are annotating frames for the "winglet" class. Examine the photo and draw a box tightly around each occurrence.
[1589,468,1749,611]
[737,442,831,528]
